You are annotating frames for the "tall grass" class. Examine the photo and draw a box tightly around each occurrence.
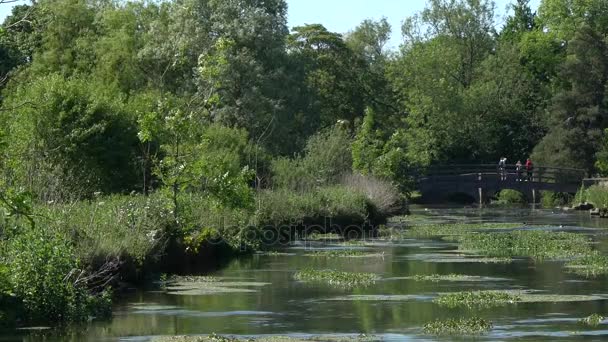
[35,194,174,265]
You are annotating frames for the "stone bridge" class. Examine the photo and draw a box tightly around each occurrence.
[417,164,587,204]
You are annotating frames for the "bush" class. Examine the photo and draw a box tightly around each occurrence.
[271,125,352,192]
[3,75,140,201]
[495,189,526,205]
[341,173,401,215]
[5,226,111,323]
[586,185,608,209]
[541,191,573,208]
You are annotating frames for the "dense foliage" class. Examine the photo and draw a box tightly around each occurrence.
[1,0,608,326]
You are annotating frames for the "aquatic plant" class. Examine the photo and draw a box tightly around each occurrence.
[306,233,343,241]
[305,250,383,258]
[152,334,379,341]
[423,317,493,335]
[434,291,520,308]
[339,240,368,246]
[457,230,591,259]
[401,223,522,239]
[413,274,482,282]
[579,314,605,326]
[294,269,380,288]
[167,275,221,283]
[566,252,608,277]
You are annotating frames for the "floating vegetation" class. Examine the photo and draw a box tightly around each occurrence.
[165,277,269,296]
[326,294,428,302]
[152,333,379,342]
[338,240,368,246]
[411,274,502,282]
[305,233,342,241]
[434,291,520,308]
[566,252,608,277]
[579,314,605,326]
[434,290,606,308]
[304,250,383,258]
[457,230,592,259]
[294,269,379,288]
[256,251,294,256]
[402,223,522,239]
[518,294,607,303]
[423,317,493,336]
[167,275,221,283]
[130,304,180,311]
[416,255,512,264]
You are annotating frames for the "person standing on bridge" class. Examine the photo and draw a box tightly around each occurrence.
[498,157,507,181]
[525,158,533,181]
[516,160,523,181]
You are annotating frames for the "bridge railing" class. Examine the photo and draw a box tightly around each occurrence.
[418,164,586,184]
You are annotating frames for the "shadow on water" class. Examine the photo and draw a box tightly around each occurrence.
[8,206,608,341]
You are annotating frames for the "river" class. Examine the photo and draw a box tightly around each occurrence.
[10,206,608,341]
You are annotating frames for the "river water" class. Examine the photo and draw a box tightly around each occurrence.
[11,206,608,341]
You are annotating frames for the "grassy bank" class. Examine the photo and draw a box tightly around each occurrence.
[0,180,398,327]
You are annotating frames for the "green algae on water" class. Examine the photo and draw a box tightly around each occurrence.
[456,230,591,259]
[294,269,379,288]
[411,274,501,282]
[304,250,384,258]
[152,333,380,342]
[305,233,342,241]
[165,276,270,296]
[423,317,492,336]
[579,314,605,326]
[566,252,608,277]
[434,291,520,308]
[402,223,523,239]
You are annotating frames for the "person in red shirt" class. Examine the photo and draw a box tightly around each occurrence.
[525,158,533,181]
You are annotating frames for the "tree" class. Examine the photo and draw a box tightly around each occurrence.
[287,24,367,129]
[2,75,139,200]
[197,0,289,143]
[0,3,39,88]
[532,25,608,171]
[501,0,536,42]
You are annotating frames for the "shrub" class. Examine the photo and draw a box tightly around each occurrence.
[541,191,573,208]
[4,75,140,200]
[495,189,526,205]
[341,173,401,215]
[5,225,111,322]
[586,185,608,209]
[271,125,353,192]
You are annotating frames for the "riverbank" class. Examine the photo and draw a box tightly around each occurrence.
[0,183,401,328]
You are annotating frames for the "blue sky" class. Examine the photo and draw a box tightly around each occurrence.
[1,0,541,49]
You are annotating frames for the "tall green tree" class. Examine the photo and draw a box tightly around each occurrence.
[533,25,608,171]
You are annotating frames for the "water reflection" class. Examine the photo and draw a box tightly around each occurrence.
[9,207,608,341]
